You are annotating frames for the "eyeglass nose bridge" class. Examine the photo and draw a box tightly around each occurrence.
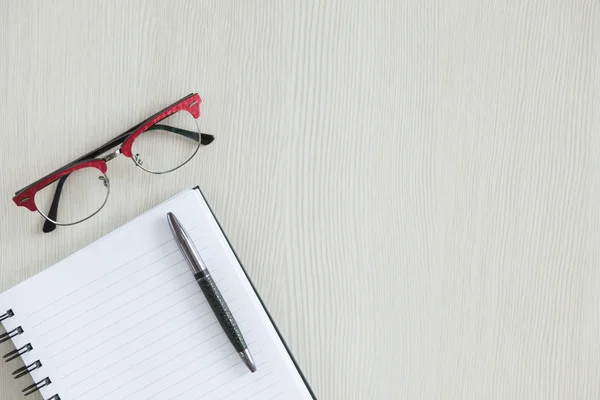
[102,148,122,163]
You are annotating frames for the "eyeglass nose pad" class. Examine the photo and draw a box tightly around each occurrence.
[98,176,109,188]
[132,153,144,167]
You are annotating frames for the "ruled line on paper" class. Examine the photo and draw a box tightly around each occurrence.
[83,333,255,400]
[57,300,236,380]
[62,308,240,388]
[63,314,245,397]
[193,361,271,400]
[44,276,202,350]
[207,364,270,400]
[154,343,263,400]
[50,288,219,363]
[33,247,187,329]
[189,360,251,399]
[59,295,213,361]
[27,228,197,319]
[71,344,235,400]
[32,235,204,329]
[64,318,222,389]
[238,378,279,400]
[41,265,197,346]
[132,347,238,400]
[199,367,250,398]
[50,280,226,369]
[32,247,179,328]
[40,258,189,338]
[221,371,274,399]
[67,327,239,396]
[46,274,199,353]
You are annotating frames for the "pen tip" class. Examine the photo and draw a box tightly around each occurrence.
[239,349,257,373]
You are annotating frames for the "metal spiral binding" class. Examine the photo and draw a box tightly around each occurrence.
[0,309,14,322]
[0,326,23,344]
[23,378,51,396]
[14,360,42,379]
[0,309,60,399]
[4,344,33,362]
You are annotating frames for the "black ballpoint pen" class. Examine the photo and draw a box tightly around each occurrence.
[167,212,257,373]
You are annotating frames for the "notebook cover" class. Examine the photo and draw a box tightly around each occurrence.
[193,186,317,399]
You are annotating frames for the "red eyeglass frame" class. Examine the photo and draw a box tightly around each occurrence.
[13,93,211,230]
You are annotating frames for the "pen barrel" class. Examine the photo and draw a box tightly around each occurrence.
[195,272,247,353]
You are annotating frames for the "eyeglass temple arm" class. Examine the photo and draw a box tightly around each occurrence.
[42,176,68,233]
[146,125,215,145]
[42,126,215,233]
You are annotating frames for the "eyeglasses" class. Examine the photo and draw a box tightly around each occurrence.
[13,93,214,233]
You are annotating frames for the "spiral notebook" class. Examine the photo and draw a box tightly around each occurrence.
[0,188,315,400]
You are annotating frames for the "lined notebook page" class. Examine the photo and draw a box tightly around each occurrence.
[0,189,312,400]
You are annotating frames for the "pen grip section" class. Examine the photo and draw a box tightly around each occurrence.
[195,272,247,352]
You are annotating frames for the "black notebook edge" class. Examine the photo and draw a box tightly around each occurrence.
[193,186,317,399]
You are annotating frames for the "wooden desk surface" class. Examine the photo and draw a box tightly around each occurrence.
[0,1,598,399]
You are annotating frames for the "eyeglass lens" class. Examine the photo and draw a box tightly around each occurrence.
[34,168,110,225]
[34,109,202,225]
[131,110,202,174]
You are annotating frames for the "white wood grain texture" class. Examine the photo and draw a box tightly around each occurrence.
[0,1,598,399]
